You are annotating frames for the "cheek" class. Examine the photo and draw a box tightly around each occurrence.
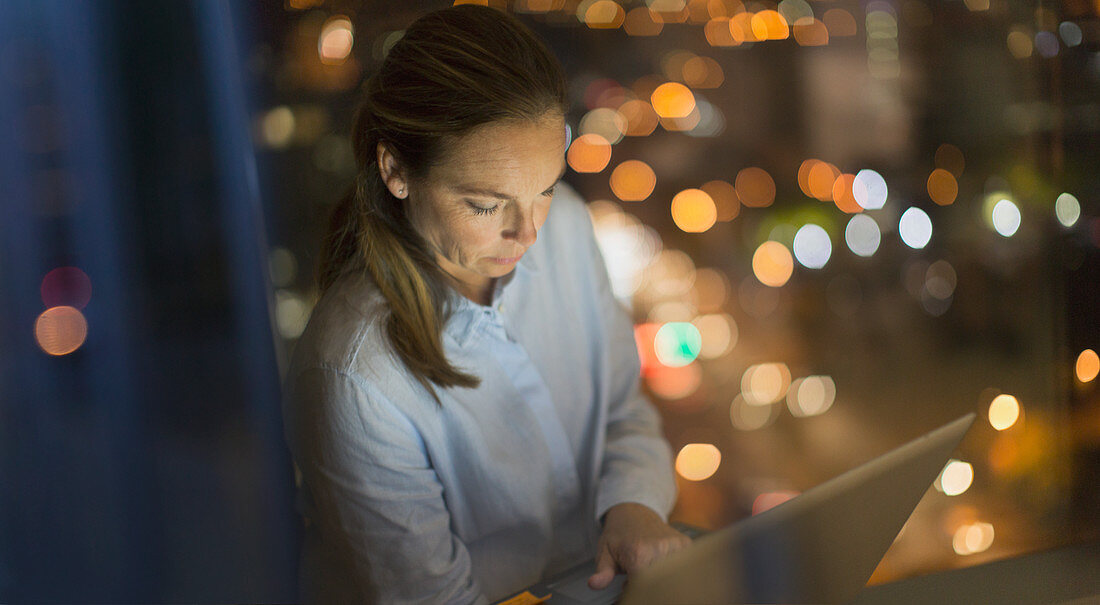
[451,218,501,256]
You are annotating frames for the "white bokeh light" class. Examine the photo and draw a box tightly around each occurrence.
[793,224,832,269]
[899,207,933,249]
[853,169,889,210]
[1055,192,1080,228]
[991,198,1021,237]
[845,214,881,257]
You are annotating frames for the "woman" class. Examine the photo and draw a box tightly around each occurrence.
[282,5,690,603]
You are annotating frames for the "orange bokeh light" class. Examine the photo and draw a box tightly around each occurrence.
[927,168,959,205]
[1077,349,1100,383]
[567,133,612,173]
[610,160,658,201]
[793,18,829,46]
[683,56,724,88]
[35,305,88,356]
[651,82,696,118]
[701,179,740,221]
[705,18,740,46]
[832,173,864,213]
[823,8,858,36]
[751,10,789,40]
[671,188,718,232]
[584,0,626,29]
[617,99,659,137]
[807,161,840,201]
[735,167,776,208]
[624,6,663,35]
[729,12,760,42]
[752,241,794,287]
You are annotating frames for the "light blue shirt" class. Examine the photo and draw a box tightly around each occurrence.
[282,183,677,604]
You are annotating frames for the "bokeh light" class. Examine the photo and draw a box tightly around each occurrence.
[899,207,933,249]
[41,267,92,309]
[647,362,703,399]
[579,107,627,144]
[927,169,958,206]
[1007,28,1033,59]
[701,180,740,221]
[318,16,354,65]
[793,224,832,269]
[793,18,829,46]
[787,375,837,417]
[275,290,311,339]
[609,160,657,201]
[617,99,660,136]
[988,394,1020,431]
[752,241,794,287]
[35,306,88,356]
[651,82,696,118]
[953,522,995,555]
[750,10,790,40]
[682,56,724,88]
[924,260,957,300]
[823,8,858,36]
[676,443,722,481]
[845,214,881,257]
[741,362,792,406]
[582,0,626,28]
[567,133,612,173]
[730,394,779,430]
[991,198,1021,237]
[735,167,776,208]
[590,202,662,298]
[938,459,974,496]
[704,18,739,46]
[832,173,863,213]
[1059,21,1083,47]
[671,188,718,232]
[853,169,888,210]
[259,106,295,149]
[1077,349,1099,383]
[654,322,703,367]
[1055,192,1080,228]
[692,313,737,359]
[807,161,840,201]
[729,13,760,43]
[625,6,664,35]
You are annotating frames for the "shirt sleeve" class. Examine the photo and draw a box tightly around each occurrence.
[575,203,679,525]
[287,365,490,605]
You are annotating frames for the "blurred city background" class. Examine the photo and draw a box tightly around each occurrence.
[1,0,1098,602]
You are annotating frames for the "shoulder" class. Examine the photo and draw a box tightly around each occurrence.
[288,273,403,385]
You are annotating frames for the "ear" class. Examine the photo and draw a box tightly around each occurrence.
[376,142,409,199]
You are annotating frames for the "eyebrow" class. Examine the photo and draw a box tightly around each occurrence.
[452,162,567,201]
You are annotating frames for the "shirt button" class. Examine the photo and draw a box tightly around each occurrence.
[498,304,506,312]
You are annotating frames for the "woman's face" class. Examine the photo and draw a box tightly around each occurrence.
[403,113,567,302]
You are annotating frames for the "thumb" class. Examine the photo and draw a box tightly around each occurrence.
[587,544,617,590]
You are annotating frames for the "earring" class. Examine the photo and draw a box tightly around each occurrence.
[399,187,405,196]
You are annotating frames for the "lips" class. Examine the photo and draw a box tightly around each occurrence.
[489,253,523,265]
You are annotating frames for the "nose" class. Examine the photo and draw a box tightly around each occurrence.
[504,204,538,248]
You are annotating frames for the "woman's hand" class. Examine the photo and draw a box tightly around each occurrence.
[587,502,692,590]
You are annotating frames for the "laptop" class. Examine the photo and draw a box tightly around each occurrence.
[500,413,976,605]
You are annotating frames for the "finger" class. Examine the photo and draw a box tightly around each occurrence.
[587,545,617,590]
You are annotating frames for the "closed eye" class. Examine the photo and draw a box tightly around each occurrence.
[466,201,499,216]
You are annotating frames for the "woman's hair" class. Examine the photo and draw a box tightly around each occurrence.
[317,5,568,400]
